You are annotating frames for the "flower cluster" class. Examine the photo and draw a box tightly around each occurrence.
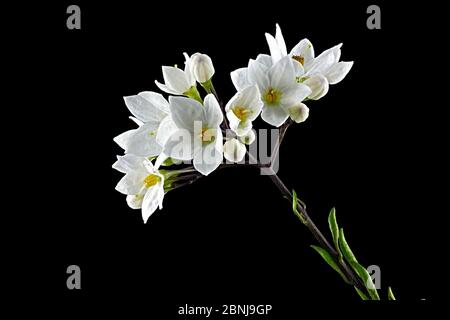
[113,24,353,222]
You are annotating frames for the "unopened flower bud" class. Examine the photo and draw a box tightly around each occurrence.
[190,53,215,83]
[223,138,246,163]
[288,103,309,123]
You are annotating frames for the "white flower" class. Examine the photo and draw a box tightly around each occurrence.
[113,154,165,223]
[225,85,263,136]
[305,43,353,85]
[230,54,272,91]
[265,24,353,99]
[113,91,177,157]
[246,56,311,127]
[223,138,246,163]
[163,94,224,176]
[155,53,196,95]
[190,53,215,83]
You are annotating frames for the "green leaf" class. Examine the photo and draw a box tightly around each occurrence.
[328,208,340,252]
[310,245,349,284]
[349,261,380,300]
[354,286,369,300]
[292,190,307,225]
[388,286,396,300]
[338,228,379,300]
[338,228,358,263]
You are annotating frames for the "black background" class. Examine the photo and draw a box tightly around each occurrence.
[18,0,443,316]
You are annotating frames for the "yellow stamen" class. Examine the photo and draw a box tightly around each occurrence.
[264,88,280,105]
[292,55,304,65]
[232,106,251,121]
[200,127,215,143]
[144,174,160,188]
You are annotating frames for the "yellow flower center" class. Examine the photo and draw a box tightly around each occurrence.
[144,174,160,188]
[232,106,251,121]
[264,88,281,105]
[292,55,304,65]
[200,127,215,144]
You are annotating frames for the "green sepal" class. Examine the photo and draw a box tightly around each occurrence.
[183,86,203,104]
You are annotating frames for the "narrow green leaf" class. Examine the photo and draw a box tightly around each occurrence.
[310,245,349,284]
[328,208,340,252]
[338,228,358,263]
[338,228,379,300]
[349,261,380,300]
[354,286,369,300]
[388,286,396,300]
[292,190,307,225]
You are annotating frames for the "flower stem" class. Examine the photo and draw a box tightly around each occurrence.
[265,168,368,295]
[262,124,370,297]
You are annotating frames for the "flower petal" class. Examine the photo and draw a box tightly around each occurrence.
[248,59,270,90]
[226,109,242,135]
[126,194,143,209]
[114,129,137,150]
[235,120,252,136]
[138,91,170,114]
[156,115,178,147]
[116,171,146,195]
[325,61,354,85]
[275,24,288,56]
[261,105,289,127]
[113,154,145,173]
[230,68,250,91]
[142,182,164,223]
[280,83,312,108]
[203,94,223,127]
[265,33,283,64]
[155,80,179,95]
[290,38,315,69]
[183,52,196,86]
[169,96,203,131]
[308,44,342,75]
[255,54,273,70]
[303,73,329,100]
[193,129,223,175]
[268,56,296,91]
[163,129,194,161]
[123,92,169,123]
[129,116,144,126]
[162,66,190,94]
[126,122,162,157]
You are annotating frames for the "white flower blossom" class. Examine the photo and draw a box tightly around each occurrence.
[225,85,263,136]
[113,91,177,157]
[155,53,196,95]
[242,55,311,127]
[265,24,353,100]
[163,94,224,176]
[113,154,165,223]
